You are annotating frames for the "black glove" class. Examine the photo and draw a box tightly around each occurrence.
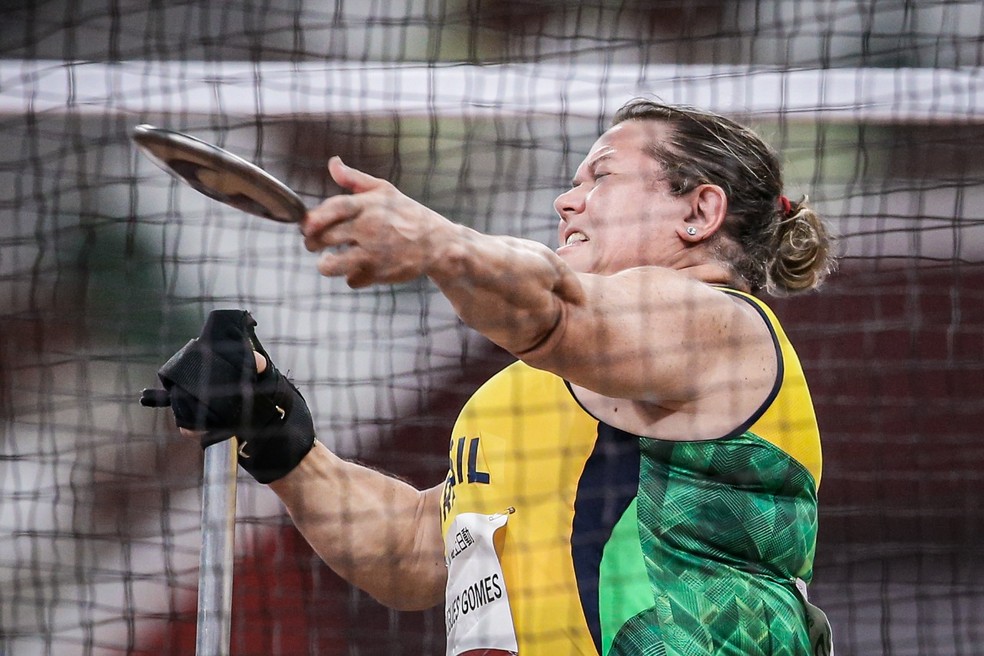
[140,309,315,484]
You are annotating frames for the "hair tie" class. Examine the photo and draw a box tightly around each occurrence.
[779,194,792,217]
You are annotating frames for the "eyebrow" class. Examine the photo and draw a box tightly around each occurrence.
[571,151,615,186]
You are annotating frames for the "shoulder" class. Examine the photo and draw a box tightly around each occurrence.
[574,267,774,364]
[577,266,763,327]
[522,265,777,409]
[568,272,781,440]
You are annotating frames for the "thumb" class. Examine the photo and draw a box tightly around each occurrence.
[328,156,385,194]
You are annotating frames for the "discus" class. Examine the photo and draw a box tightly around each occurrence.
[132,124,306,223]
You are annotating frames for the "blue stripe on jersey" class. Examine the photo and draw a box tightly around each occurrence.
[570,422,641,653]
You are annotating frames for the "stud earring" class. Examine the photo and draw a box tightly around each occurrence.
[686,226,698,236]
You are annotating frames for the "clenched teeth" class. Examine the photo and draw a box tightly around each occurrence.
[565,231,588,246]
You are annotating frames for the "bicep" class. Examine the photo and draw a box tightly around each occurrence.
[270,444,447,611]
[365,482,447,611]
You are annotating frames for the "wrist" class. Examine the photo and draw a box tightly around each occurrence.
[232,364,316,484]
[423,219,471,282]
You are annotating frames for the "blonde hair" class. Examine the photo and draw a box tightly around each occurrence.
[768,197,836,294]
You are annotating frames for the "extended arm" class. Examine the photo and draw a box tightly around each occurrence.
[424,232,766,403]
[302,158,772,404]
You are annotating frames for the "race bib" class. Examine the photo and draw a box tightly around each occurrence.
[444,510,519,656]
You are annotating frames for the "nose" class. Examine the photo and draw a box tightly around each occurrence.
[553,185,585,220]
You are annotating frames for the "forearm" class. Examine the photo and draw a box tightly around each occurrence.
[427,223,584,357]
[268,441,446,610]
[302,161,584,357]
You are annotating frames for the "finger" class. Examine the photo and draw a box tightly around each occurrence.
[328,156,387,194]
[140,387,170,407]
[315,248,375,287]
[302,194,360,244]
[302,217,358,253]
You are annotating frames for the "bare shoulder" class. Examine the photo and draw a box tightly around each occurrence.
[524,266,778,424]
[578,265,757,318]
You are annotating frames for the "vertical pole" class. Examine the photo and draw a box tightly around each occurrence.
[196,438,238,656]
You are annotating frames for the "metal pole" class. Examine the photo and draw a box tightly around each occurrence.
[196,438,238,656]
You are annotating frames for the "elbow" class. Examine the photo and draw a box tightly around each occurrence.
[511,302,566,366]
[512,269,581,366]
[510,255,583,365]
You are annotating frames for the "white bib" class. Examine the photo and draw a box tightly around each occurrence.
[444,510,519,656]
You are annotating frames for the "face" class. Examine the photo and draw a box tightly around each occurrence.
[553,120,694,275]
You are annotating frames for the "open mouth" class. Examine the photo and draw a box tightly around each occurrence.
[564,231,588,246]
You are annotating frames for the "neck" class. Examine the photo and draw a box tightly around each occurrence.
[677,261,748,292]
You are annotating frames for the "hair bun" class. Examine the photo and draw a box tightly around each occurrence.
[768,199,837,294]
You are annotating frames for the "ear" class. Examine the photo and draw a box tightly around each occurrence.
[677,184,728,243]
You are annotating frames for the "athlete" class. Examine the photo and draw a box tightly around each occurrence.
[146,100,836,655]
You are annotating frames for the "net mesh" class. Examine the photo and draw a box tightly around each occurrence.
[1,1,983,655]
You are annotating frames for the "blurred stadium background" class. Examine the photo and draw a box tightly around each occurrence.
[1,1,983,654]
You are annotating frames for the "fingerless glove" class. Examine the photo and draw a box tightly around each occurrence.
[140,309,315,483]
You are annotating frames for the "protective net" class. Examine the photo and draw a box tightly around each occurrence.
[1,1,983,655]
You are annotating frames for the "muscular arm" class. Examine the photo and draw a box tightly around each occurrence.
[303,158,774,405]
[428,230,770,404]
[269,442,447,611]
[426,225,585,366]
